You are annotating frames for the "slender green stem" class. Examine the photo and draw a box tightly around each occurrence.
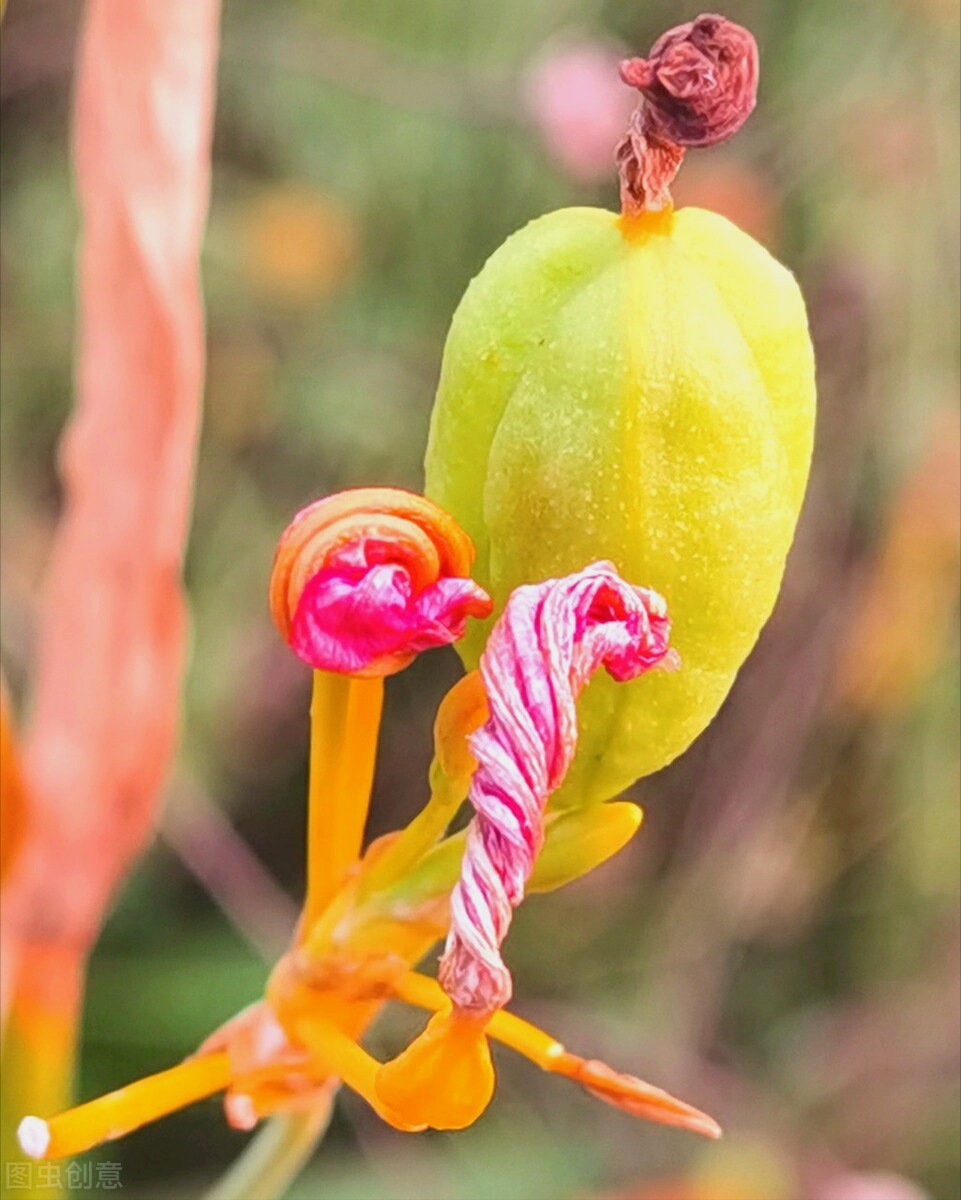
[202,1089,337,1200]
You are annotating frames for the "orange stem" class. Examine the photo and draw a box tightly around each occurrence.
[285,1009,421,1132]
[302,671,384,933]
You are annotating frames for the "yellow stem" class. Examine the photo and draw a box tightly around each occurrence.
[302,671,384,933]
[1,942,84,1195]
[18,1052,234,1161]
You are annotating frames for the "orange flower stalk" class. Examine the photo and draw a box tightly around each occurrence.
[268,487,492,927]
[18,489,720,1177]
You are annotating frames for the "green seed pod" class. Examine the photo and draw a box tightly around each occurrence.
[424,203,816,805]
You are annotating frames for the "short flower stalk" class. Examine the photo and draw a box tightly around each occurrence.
[267,488,491,930]
[18,487,719,1175]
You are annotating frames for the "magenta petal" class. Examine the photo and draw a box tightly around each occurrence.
[290,564,490,674]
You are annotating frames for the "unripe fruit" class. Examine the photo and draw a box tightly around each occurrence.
[425,203,815,804]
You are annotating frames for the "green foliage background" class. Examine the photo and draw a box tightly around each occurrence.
[1,0,958,1197]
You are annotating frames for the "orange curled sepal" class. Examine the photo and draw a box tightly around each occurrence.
[269,488,492,677]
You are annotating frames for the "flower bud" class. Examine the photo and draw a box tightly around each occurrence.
[269,487,491,676]
[425,203,815,803]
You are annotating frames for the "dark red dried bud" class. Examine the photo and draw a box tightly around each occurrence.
[620,14,758,148]
[616,14,758,215]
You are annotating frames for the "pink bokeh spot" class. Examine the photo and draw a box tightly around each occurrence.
[524,41,636,183]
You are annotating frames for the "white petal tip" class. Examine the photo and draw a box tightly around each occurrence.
[17,1116,51,1160]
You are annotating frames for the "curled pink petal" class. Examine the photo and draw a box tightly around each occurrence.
[439,562,676,1016]
[269,488,492,677]
[291,563,492,676]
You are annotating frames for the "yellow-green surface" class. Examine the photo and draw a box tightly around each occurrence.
[426,205,816,803]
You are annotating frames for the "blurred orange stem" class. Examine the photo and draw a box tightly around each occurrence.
[0,945,84,1193]
[0,0,220,1183]
[0,679,26,888]
[302,671,384,932]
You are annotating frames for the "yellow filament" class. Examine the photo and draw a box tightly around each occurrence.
[21,1052,233,1160]
[303,670,384,932]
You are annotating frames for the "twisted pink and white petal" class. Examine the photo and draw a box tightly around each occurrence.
[438,561,677,1016]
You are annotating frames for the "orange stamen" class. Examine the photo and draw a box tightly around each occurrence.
[17,1051,234,1161]
[375,1008,495,1130]
[269,490,489,930]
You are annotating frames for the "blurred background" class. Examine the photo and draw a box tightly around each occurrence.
[1,0,959,1197]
